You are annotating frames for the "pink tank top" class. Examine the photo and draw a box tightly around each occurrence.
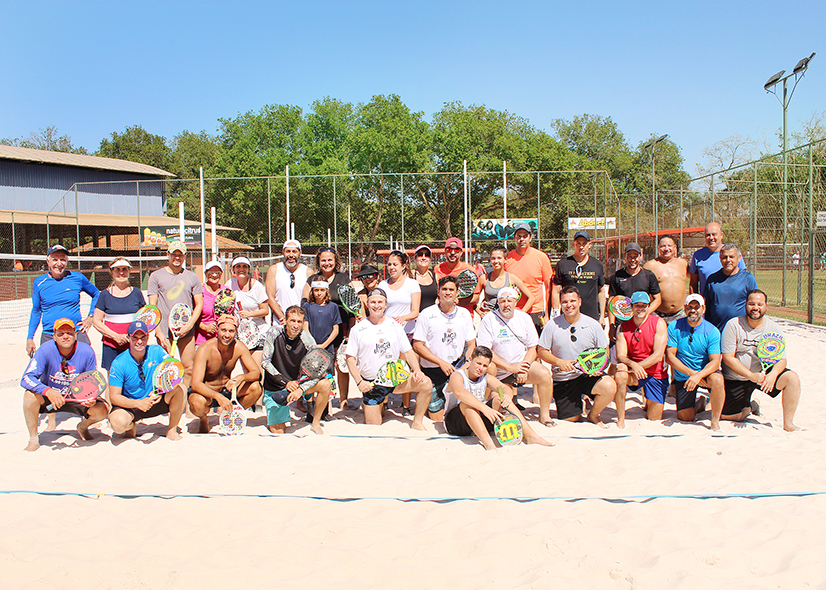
[621,314,665,378]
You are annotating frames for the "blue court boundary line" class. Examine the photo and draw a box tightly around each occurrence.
[0,489,823,503]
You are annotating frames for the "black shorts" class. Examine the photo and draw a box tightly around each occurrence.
[363,384,395,407]
[723,370,786,415]
[553,375,602,420]
[500,374,519,387]
[187,386,232,408]
[112,397,171,422]
[38,398,91,417]
[673,380,712,411]
[444,399,496,437]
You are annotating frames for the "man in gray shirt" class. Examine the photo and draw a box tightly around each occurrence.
[721,289,801,431]
[538,285,616,427]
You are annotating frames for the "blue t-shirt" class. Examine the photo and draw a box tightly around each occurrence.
[666,318,721,381]
[20,340,98,395]
[302,301,342,354]
[109,345,170,400]
[689,247,745,295]
[28,271,100,339]
[702,269,759,332]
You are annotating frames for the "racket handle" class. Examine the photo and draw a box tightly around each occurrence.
[170,339,179,358]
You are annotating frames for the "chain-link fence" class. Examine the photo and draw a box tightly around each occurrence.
[2,139,826,323]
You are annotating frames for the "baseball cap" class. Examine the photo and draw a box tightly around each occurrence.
[53,318,76,332]
[444,237,464,249]
[630,291,650,305]
[283,239,302,250]
[685,294,705,306]
[413,244,432,256]
[513,223,533,235]
[356,264,379,278]
[497,286,519,300]
[573,230,591,242]
[167,240,187,254]
[204,260,223,272]
[231,256,252,268]
[128,320,149,336]
[109,258,132,269]
[625,242,642,254]
[46,244,68,256]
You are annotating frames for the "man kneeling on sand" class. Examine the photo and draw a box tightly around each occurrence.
[261,305,332,435]
[188,314,262,433]
[21,318,107,451]
[108,321,185,441]
[443,346,552,450]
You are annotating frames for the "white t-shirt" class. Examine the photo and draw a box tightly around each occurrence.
[443,368,489,414]
[225,278,269,329]
[538,314,608,382]
[273,262,308,312]
[412,304,475,368]
[721,315,785,381]
[476,309,538,378]
[378,276,421,335]
[346,316,412,381]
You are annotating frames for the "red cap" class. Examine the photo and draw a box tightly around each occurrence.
[444,237,464,249]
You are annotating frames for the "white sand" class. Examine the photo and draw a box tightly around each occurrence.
[1,320,824,588]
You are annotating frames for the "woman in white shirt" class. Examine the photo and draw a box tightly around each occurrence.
[226,256,269,365]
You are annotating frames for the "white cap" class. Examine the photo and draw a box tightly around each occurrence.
[109,259,132,269]
[497,286,519,300]
[231,256,252,268]
[204,260,223,272]
[283,239,302,250]
[685,294,705,306]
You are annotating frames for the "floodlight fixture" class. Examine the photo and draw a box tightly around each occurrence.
[793,52,815,75]
[764,70,785,90]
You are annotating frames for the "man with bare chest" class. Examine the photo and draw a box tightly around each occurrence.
[644,235,689,325]
[188,315,262,433]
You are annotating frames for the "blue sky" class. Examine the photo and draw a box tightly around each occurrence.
[1,0,822,176]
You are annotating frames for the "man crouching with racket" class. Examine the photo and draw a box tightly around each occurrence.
[537,286,616,427]
[444,346,552,450]
[188,314,262,433]
[261,306,332,435]
[346,288,432,431]
[108,321,185,441]
[21,318,107,451]
[475,287,554,426]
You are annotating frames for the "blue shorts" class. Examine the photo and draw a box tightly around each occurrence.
[263,388,313,425]
[363,384,395,406]
[639,376,669,404]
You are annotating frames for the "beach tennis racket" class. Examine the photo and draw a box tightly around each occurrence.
[455,269,479,299]
[213,288,236,316]
[336,339,349,373]
[133,304,161,331]
[756,333,785,372]
[374,358,411,387]
[494,386,523,446]
[337,284,362,316]
[298,348,334,391]
[609,296,633,322]
[236,317,261,349]
[219,382,246,436]
[573,347,611,376]
[45,370,107,411]
[152,357,185,397]
[168,303,192,357]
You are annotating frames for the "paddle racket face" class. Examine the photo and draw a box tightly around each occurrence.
[494,386,522,446]
[337,284,362,316]
[374,358,411,387]
[236,318,261,349]
[573,347,611,376]
[756,333,785,372]
[219,384,246,436]
[153,358,185,396]
[455,269,478,299]
[46,370,107,411]
[213,288,236,317]
[168,303,192,333]
[609,296,633,322]
[134,305,161,331]
[298,348,334,384]
[336,339,349,373]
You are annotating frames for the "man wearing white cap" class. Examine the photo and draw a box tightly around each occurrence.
[148,240,203,385]
[665,294,724,430]
[476,286,554,426]
[266,239,310,324]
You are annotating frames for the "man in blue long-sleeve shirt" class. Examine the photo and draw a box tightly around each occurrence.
[26,244,100,358]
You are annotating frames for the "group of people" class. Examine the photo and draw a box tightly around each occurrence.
[21,220,802,452]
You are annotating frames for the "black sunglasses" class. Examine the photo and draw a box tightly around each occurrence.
[569,326,577,342]
[289,273,295,289]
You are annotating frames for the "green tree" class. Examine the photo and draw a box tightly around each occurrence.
[97,125,172,171]
[166,130,222,217]
[1,125,88,153]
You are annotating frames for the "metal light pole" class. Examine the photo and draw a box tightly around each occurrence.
[764,52,815,307]
[643,134,669,239]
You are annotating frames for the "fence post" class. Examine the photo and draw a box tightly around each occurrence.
[400,174,405,249]
[75,185,80,271]
[536,171,540,251]
[808,144,814,324]
[11,212,17,299]
[333,176,338,248]
[751,164,758,277]
[267,177,272,258]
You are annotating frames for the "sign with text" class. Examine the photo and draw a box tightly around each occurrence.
[471,218,537,240]
[141,225,202,248]
[568,217,616,230]
[817,211,826,227]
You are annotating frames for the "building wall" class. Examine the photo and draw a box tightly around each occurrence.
[0,160,166,216]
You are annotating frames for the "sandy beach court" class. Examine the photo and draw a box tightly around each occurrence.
[1,319,824,589]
